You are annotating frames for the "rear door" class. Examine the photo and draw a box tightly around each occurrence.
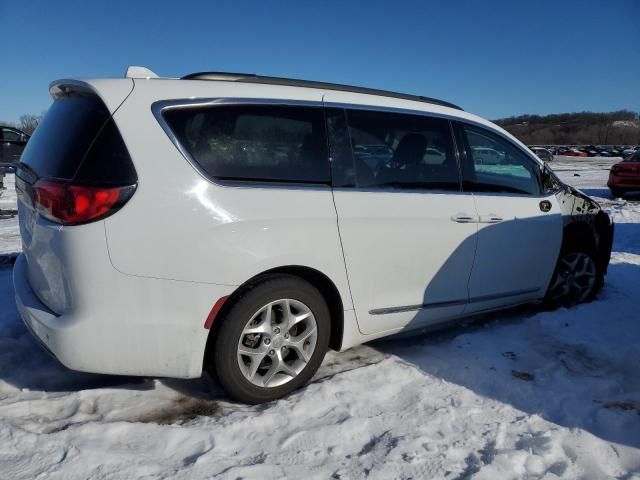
[455,122,562,313]
[326,104,478,335]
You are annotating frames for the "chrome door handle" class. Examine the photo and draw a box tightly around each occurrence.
[451,214,478,223]
[479,215,504,223]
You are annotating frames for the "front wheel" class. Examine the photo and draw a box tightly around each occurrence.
[209,275,330,404]
[545,251,601,308]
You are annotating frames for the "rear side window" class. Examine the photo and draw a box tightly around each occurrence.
[162,105,330,184]
[19,93,136,186]
[345,109,460,190]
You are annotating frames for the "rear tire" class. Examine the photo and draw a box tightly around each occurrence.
[208,275,330,404]
[545,250,601,309]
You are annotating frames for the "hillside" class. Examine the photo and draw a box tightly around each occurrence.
[494,110,640,145]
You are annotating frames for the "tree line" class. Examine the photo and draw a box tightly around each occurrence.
[494,110,640,145]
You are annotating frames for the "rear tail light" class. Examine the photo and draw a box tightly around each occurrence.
[610,166,620,174]
[33,179,136,225]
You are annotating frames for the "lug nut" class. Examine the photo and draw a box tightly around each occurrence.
[284,333,289,339]
[268,349,275,356]
[274,327,280,334]
[264,338,271,345]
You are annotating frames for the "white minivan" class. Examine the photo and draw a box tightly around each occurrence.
[14,67,613,403]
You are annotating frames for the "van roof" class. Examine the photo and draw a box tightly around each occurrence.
[180,72,463,111]
[123,65,462,111]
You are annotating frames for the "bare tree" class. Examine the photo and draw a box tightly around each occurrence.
[18,114,43,135]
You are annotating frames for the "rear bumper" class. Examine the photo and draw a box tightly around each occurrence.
[14,254,67,364]
[13,253,233,378]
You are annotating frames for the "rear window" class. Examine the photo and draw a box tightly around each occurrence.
[19,93,136,186]
[161,105,330,184]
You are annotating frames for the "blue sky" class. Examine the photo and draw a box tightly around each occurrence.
[1,0,638,123]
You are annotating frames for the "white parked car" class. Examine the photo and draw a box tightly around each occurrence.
[470,146,505,165]
[530,146,554,163]
[14,67,614,403]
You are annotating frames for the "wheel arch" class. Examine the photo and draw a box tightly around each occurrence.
[562,220,597,257]
[203,265,345,371]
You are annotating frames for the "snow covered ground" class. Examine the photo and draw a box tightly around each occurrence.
[1,157,639,479]
[0,174,20,255]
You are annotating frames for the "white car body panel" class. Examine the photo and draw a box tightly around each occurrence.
[13,75,571,378]
[14,224,232,378]
[104,81,352,303]
[332,189,478,334]
[465,193,563,313]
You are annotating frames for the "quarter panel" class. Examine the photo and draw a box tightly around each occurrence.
[104,82,353,309]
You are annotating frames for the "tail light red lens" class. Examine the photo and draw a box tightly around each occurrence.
[33,179,136,225]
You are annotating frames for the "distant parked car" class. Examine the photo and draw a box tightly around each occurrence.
[530,147,553,162]
[562,148,587,157]
[471,146,504,164]
[1,126,30,165]
[0,126,30,193]
[622,149,636,158]
[608,150,640,197]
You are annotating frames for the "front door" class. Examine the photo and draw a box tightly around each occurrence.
[456,123,563,313]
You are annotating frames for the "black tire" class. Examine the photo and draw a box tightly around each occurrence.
[208,274,330,404]
[610,188,625,198]
[545,249,602,309]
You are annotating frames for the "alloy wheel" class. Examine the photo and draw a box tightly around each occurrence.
[548,252,597,306]
[237,299,318,388]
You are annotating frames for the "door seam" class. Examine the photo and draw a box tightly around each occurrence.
[323,93,364,335]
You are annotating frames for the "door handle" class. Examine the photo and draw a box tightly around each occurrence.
[479,215,504,223]
[451,214,478,223]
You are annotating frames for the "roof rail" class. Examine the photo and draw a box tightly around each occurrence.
[181,72,462,110]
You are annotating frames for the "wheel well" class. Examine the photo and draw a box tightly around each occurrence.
[562,222,597,256]
[204,266,345,369]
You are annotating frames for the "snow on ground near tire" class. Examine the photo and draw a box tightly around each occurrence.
[1,158,639,479]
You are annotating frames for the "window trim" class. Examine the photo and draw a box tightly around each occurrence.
[152,98,333,189]
[152,97,544,192]
[454,120,546,197]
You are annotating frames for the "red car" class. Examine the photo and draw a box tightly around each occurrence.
[608,150,640,197]
[561,148,588,157]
